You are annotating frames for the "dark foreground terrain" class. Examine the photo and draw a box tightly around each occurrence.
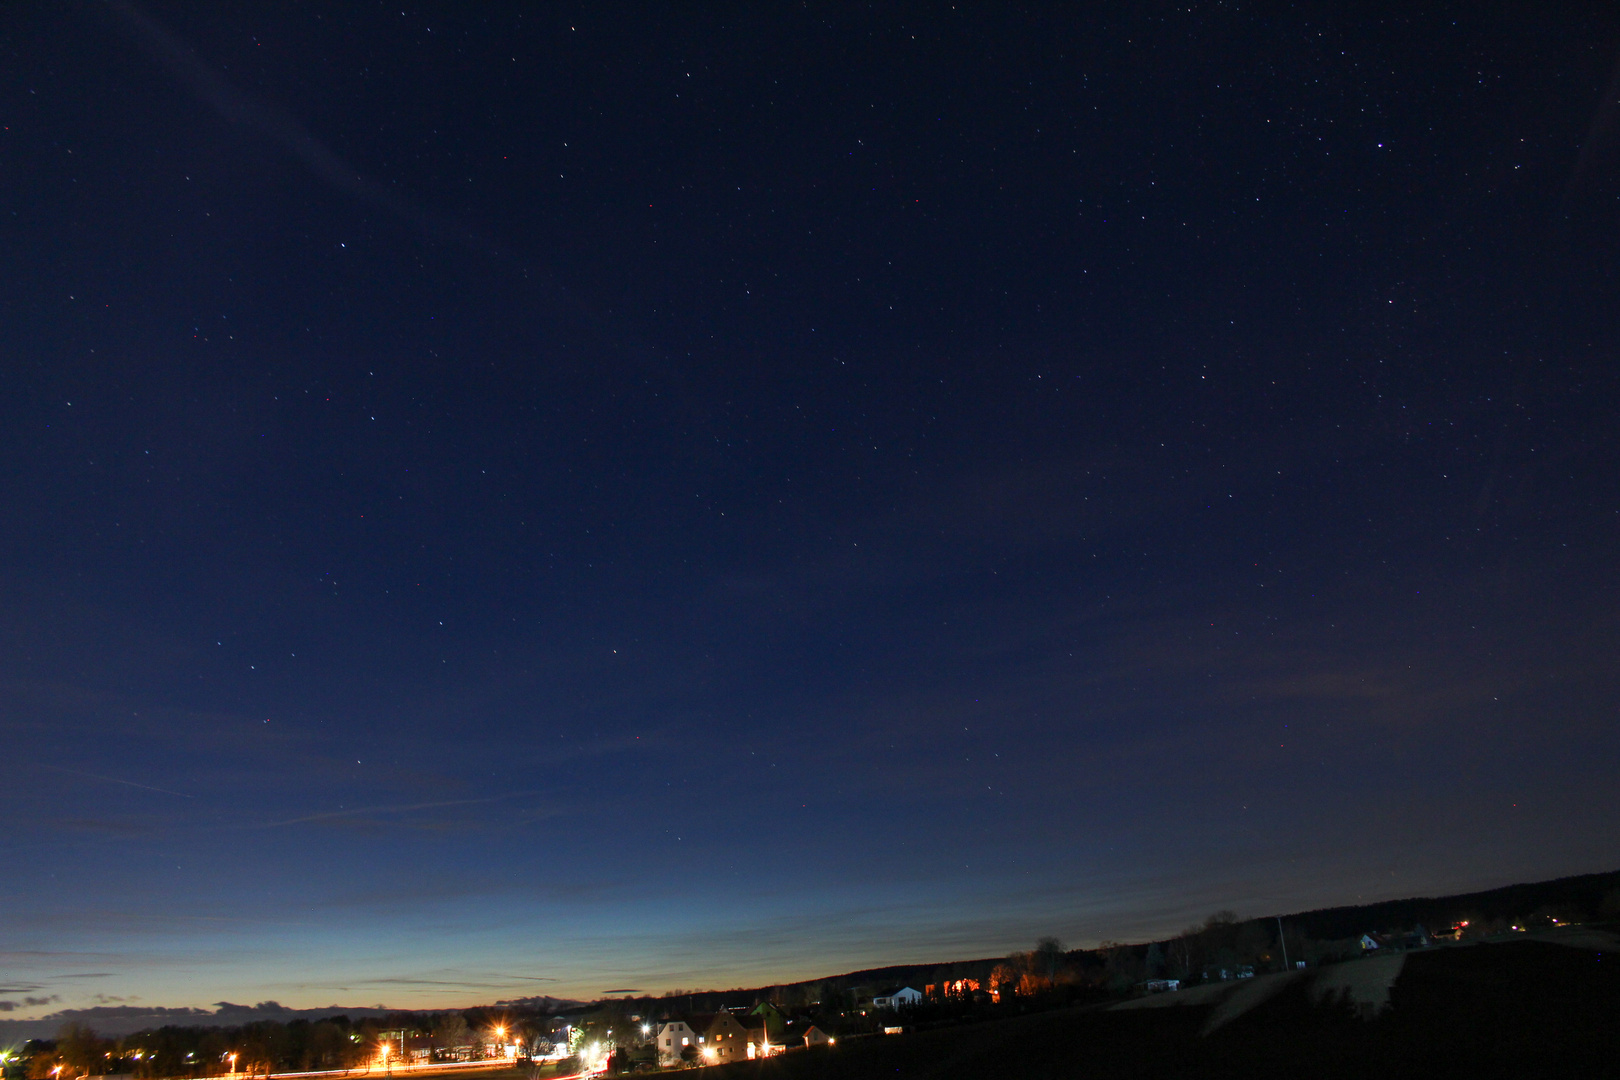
[710,939,1617,1080]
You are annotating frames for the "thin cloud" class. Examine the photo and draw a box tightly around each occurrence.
[0,996,59,1012]
[95,0,680,388]
[255,791,547,829]
[100,0,488,259]
[31,763,193,799]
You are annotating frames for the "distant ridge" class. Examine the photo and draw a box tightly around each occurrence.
[0,997,581,1043]
[1278,868,1620,940]
[5,868,1615,1042]
[733,867,1620,1000]
[677,867,1620,1007]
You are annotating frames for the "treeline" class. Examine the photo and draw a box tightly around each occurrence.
[19,1007,562,1080]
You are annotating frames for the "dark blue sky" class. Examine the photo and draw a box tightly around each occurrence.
[3,2,1618,1014]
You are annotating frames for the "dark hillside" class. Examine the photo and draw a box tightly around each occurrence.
[1282,868,1620,939]
[707,940,1618,1080]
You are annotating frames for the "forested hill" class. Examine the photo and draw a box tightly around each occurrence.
[1280,868,1620,941]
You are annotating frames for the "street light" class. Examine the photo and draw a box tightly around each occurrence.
[227,1053,238,1078]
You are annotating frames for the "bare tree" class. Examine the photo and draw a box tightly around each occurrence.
[433,1013,472,1057]
[988,963,1020,1000]
[1033,936,1065,980]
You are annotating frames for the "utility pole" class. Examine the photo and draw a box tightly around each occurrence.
[1277,916,1291,970]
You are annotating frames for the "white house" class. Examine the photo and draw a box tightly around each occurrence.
[655,1022,697,1067]
[871,986,922,1009]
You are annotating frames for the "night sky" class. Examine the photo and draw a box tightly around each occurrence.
[4,2,1619,1016]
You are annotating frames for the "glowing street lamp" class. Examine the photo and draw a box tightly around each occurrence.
[227,1053,238,1078]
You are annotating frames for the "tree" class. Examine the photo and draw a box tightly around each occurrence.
[988,963,1020,1000]
[816,985,851,1014]
[1167,928,1198,981]
[55,1024,106,1076]
[432,1014,472,1056]
[1177,911,1242,978]
[1015,973,1051,997]
[1097,942,1144,989]
[1144,942,1166,978]
[1033,937,1065,980]
[26,1044,60,1080]
[304,1021,354,1070]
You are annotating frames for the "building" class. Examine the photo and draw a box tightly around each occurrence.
[748,1001,787,1041]
[701,1013,754,1064]
[655,1022,697,1067]
[872,986,923,1009]
[1361,926,1431,952]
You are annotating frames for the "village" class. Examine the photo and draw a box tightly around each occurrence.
[7,873,1617,1080]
